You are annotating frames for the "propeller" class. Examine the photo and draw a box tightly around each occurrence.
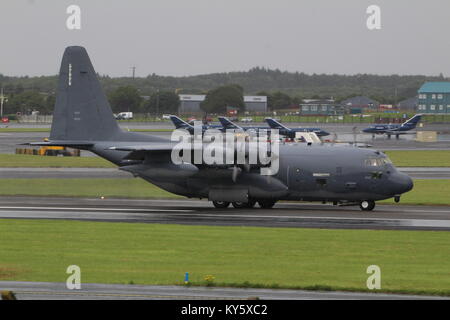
[232,166,242,182]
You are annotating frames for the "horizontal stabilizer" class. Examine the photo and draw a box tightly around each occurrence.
[24,141,94,149]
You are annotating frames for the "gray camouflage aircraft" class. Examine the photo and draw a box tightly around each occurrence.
[29,46,413,211]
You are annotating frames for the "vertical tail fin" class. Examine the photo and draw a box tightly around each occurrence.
[50,46,120,141]
[169,115,192,130]
[265,118,288,130]
[402,114,422,128]
[218,116,241,130]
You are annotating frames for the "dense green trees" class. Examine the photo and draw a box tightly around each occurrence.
[258,91,293,110]
[200,84,245,114]
[1,67,446,115]
[108,86,142,113]
[3,91,54,115]
[142,91,180,114]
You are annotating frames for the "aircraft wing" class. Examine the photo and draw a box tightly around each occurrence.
[108,143,272,167]
[108,143,178,160]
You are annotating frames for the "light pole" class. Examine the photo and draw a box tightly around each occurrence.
[0,87,8,118]
[156,89,160,117]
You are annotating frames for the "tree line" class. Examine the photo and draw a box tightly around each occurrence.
[1,67,445,115]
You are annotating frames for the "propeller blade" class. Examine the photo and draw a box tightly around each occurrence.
[232,166,242,182]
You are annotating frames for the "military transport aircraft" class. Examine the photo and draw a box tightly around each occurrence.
[265,118,330,138]
[28,46,413,211]
[362,114,423,139]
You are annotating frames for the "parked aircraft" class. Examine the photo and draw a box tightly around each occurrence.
[169,115,223,134]
[362,114,423,139]
[217,116,271,133]
[265,118,330,138]
[29,46,413,211]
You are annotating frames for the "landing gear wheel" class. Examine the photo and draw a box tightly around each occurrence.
[232,200,257,209]
[247,199,257,208]
[232,202,247,208]
[359,200,375,211]
[258,200,277,209]
[212,201,230,208]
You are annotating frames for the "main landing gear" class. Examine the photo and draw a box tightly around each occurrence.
[212,200,276,209]
[212,201,230,208]
[359,200,375,211]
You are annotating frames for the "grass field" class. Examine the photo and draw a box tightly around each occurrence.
[1,150,449,168]
[0,128,171,133]
[0,219,449,295]
[384,150,450,167]
[380,179,450,205]
[0,178,447,205]
[0,154,114,168]
[0,178,180,199]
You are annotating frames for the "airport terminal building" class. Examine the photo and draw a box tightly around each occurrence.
[417,82,450,114]
[179,94,267,114]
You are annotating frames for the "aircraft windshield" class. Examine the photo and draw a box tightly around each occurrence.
[364,157,392,167]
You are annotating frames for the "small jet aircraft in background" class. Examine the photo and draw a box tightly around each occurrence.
[362,114,423,139]
[265,118,330,138]
[169,115,223,134]
[217,116,270,133]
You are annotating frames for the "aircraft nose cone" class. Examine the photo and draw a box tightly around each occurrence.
[391,173,413,195]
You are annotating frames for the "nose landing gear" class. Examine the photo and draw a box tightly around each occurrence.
[359,200,375,211]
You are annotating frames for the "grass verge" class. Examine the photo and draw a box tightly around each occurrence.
[0,128,171,133]
[0,219,449,296]
[0,178,181,199]
[0,178,447,205]
[0,154,115,168]
[380,179,450,206]
[384,150,450,167]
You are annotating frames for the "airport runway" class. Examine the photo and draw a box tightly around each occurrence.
[0,167,449,179]
[1,197,450,231]
[0,281,445,300]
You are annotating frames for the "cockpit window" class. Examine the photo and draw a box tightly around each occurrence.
[365,158,380,167]
[364,158,390,167]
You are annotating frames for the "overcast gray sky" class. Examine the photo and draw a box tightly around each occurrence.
[1,0,449,77]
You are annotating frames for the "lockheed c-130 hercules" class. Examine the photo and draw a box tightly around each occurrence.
[29,46,413,211]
